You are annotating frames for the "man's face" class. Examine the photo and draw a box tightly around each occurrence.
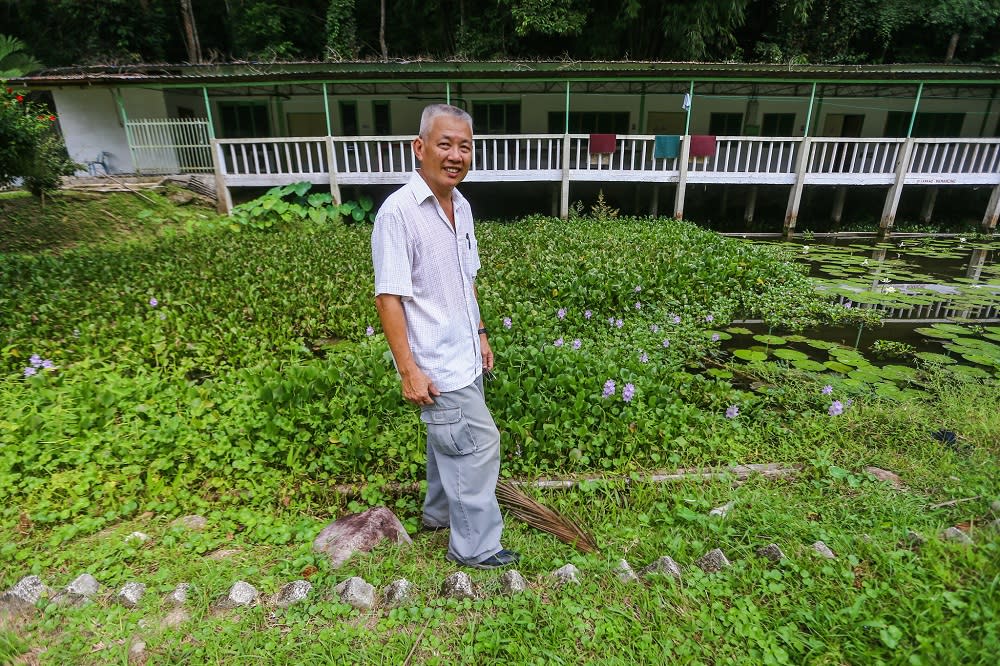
[413,114,472,195]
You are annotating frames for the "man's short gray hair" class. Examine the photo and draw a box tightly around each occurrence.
[419,104,473,138]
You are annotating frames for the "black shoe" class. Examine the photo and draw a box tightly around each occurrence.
[421,522,449,532]
[448,549,520,570]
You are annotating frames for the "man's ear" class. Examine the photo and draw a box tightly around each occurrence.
[412,136,424,162]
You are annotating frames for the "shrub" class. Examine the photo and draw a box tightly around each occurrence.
[0,84,76,196]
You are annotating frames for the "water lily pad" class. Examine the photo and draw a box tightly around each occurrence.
[824,361,855,373]
[725,327,754,335]
[931,323,970,334]
[946,364,991,379]
[879,365,919,382]
[874,382,905,399]
[985,326,1000,334]
[983,333,1000,343]
[706,368,733,379]
[829,352,869,368]
[913,327,958,339]
[706,330,732,341]
[914,352,956,365]
[839,378,868,391]
[732,349,768,362]
[961,353,999,367]
[753,334,787,346]
[783,334,809,342]
[791,359,827,372]
[805,339,840,350]
[849,367,884,383]
[773,348,809,361]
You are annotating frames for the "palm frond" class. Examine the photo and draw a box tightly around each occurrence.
[496,480,599,554]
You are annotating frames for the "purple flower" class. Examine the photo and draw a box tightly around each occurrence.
[615,318,624,328]
[635,302,642,310]
[828,400,844,416]
[602,379,616,398]
[554,337,564,347]
[503,317,512,329]
[639,352,649,363]
[650,324,659,333]
[845,399,854,408]
[821,385,833,395]
[584,310,592,319]
[557,308,567,320]
[711,333,720,342]
[622,383,635,402]
[705,314,714,323]
[29,354,42,367]
[662,339,670,348]
[608,317,616,326]
[41,359,55,369]
[634,285,642,293]
[23,366,37,378]
[149,297,158,307]
[672,315,681,324]
[843,302,853,309]
[365,326,375,336]
[572,339,582,350]
[725,405,739,419]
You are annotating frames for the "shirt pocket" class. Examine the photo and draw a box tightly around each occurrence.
[420,407,478,456]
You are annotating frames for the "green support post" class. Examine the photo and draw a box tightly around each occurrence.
[115,89,137,174]
[446,82,451,105]
[803,82,816,137]
[201,87,215,139]
[684,81,694,135]
[564,82,570,134]
[907,83,924,138]
[322,83,332,135]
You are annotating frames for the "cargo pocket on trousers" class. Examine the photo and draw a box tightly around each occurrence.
[420,407,478,456]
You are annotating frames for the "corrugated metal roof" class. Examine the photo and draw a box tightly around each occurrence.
[10,60,1000,87]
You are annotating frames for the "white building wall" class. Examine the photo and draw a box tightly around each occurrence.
[51,87,168,174]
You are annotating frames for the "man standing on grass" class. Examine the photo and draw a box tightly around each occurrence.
[371,104,519,570]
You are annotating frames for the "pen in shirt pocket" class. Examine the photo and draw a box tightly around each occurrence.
[465,232,471,249]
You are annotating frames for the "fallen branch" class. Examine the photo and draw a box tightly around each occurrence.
[927,496,981,510]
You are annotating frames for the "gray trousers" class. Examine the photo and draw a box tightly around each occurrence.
[419,376,504,564]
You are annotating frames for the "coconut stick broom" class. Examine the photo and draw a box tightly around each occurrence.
[495,480,599,554]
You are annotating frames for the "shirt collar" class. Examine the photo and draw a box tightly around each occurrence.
[408,170,467,211]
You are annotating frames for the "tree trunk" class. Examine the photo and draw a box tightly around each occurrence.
[945,32,959,63]
[379,0,387,62]
[179,0,203,64]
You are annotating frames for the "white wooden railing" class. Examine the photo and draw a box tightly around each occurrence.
[126,118,213,175]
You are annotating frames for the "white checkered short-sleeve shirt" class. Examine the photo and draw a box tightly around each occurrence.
[372,172,483,393]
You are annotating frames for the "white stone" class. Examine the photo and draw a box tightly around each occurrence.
[125,532,150,543]
[117,582,146,609]
[439,572,476,600]
[812,541,837,559]
[499,570,529,594]
[172,515,207,531]
[756,544,786,563]
[551,563,580,585]
[709,501,734,517]
[941,527,974,546]
[128,639,147,665]
[638,556,683,581]
[271,580,311,608]
[214,581,258,609]
[696,548,732,573]
[0,575,49,608]
[383,579,413,607]
[335,576,375,610]
[66,573,100,597]
[165,582,190,607]
[615,559,639,584]
[160,608,190,629]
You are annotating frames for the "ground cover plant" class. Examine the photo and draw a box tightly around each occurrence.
[1,195,998,664]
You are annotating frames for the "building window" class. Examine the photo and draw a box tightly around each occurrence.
[218,102,270,138]
[372,101,391,135]
[822,113,865,137]
[708,112,742,136]
[761,113,795,136]
[339,101,358,136]
[472,102,521,134]
[885,111,965,138]
[548,111,629,134]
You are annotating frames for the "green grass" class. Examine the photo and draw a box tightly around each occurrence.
[1,196,998,664]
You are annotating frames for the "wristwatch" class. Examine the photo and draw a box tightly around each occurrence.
[478,327,488,335]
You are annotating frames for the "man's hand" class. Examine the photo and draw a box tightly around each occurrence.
[401,367,440,405]
[481,334,494,372]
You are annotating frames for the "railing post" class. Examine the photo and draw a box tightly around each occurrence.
[560,134,571,220]
[209,139,232,215]
[744,186,757,226]
[325,136,342,205]
[879,138,915,236]
[919,187,938,223]
[783,137,811,236]
[831,187,847,225]
[673,135,691,219]
[983,183,1000,232]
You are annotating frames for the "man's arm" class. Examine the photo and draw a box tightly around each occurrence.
[472,283,494,372]
[375,293,439,405]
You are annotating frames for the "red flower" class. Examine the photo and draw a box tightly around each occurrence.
[49,115,56,121]
[5,87,11,93]
[16,95,24,102]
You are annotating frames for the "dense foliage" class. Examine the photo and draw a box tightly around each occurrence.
[2,0,999,67]
[0,84,75,196]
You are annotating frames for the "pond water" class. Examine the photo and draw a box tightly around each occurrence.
[716,235,1000,389]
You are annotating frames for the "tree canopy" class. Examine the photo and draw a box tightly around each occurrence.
[2,0,999,69]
